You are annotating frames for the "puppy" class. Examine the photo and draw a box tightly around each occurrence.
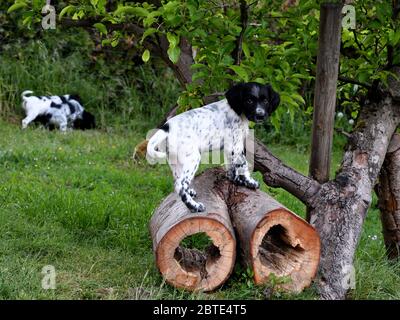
[21,91,96,131]
[147,82,280,212]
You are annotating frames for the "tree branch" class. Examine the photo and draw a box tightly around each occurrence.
[60,18,145,35]
[232,0,249,65]
[60,18,194,87]
[338,75,373,90]
[253,140,321,207]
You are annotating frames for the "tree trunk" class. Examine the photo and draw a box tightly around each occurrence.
[254,68,400,299]
[308,95,400,299]
[309,2,342,186]
[228,185,320,292]
[375,134,400,259]
[149,169,236,292]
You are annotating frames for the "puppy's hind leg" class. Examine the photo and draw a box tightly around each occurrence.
[173,151,204,212]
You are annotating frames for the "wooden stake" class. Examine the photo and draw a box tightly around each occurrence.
[309,3,343,185]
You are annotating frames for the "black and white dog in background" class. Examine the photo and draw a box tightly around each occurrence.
[147,82,280,212]
[21,90,96,132]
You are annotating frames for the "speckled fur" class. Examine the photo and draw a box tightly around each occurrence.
[147,82,280,212]
[21,90,95,132]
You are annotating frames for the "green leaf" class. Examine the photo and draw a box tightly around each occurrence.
[59,5,75,19]
[142,49,150,63]
[242,42,250,59]
[114,6,149,17]
[22,15,33,26]
[111,38,119,47]
[8,2,27,13]
[167,46,181,64]
[390,30,400,46]
[141,28,157,44]
[229,65,249,82]
[167,33,179,48]
[93,23,107,35]
[291,93,305,105]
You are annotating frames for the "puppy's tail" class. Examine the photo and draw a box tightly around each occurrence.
[21,90,34,111]
[146,128,168,163]
[21,90,34,101]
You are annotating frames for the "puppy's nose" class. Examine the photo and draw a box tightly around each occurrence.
[255,108,265,117]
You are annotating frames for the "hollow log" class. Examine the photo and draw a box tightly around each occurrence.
[149,169,236,292]
[375,134,400,259]
[150,168,320,292]
[228,185,320,292]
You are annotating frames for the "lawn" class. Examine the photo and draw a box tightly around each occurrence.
[0,119,399,300]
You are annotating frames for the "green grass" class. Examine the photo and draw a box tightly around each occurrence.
[0,29,181,132]
[0,120,399,300]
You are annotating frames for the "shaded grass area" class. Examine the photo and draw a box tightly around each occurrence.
[0,120,399,300]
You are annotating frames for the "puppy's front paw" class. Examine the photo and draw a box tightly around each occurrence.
[190,202,205,213]
[232,175,246,186]
[245,179,259,189]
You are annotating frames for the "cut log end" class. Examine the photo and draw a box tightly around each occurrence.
[150,168,320,293]
[156,217,236,292]
[251,209,320,292]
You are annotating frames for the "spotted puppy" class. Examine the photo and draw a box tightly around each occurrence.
[147,82,280,212]
[21,90,95,132]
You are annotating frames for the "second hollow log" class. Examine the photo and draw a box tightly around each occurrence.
[228,184,321,292]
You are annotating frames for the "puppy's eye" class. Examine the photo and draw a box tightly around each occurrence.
[246,98,253,104]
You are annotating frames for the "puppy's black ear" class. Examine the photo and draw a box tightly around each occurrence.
[226,83,245,115]
[266,84,280,115]
[83,111,96,129]
[74,111,96,130]
[69,94,82,103]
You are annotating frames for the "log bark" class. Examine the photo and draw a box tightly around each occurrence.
[375,134,400,259]
[309,2,342,184]
[150,168,321,292]
[228,185,320,292]
[149,169,236,292]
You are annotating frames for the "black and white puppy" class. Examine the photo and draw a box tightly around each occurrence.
[147,82,280,212]
[21,90,96,132]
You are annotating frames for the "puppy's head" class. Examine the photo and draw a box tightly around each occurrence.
[73,111,96,130]
[225,82,280,123]
[68,94,82,104]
